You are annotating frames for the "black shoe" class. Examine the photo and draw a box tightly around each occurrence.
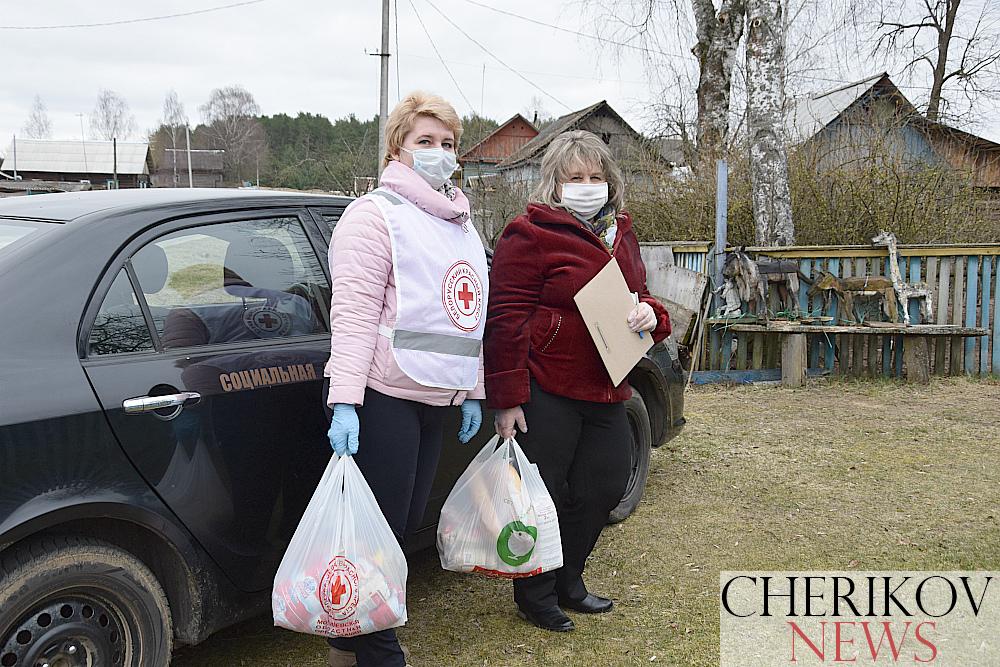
[559,593,614,614]
[516,606,575,632]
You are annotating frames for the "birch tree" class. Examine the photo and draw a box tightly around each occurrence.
[691,0,747,157]
[200,85,266,183]
[746,0,793,245]
[159,90,188,186]
[22,95,53,140]
[89,89,137,141]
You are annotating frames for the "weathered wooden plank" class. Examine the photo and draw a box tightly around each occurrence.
[721,331,733,371]
[709,328,721,371]
[926,257,938,373]
[825,258,840,371]
[981,257,992,376]
[752,332,764,370]
[965,256,979,375]
[882,257,893,376]
[868,335,881,376]
[842,260,854,368]
[935,257,952,374]
[994,260,1000,375]
[726,324,988,335]
[799,259,811,312]
[765,333,780,369]
[736,332,748,370]
[895,259,908,377]
[951,258,965,374]
[903,336,931,384]
[781,333,808,387]
[689,368,827,384]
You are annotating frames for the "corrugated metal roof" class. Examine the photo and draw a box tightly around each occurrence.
[0,139,150,175]
[786,73,891,143]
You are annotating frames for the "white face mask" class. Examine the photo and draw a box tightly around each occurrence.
[560,182,609,219]
[402,147,458,189]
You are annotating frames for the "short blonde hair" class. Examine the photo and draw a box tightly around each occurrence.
[531,130,625,211]
[383,91,463,167]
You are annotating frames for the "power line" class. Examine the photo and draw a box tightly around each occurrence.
[0,0,266,30]
[408,0,477,112]
[457,0,695,61]
[401,51,649,84]
[423,0,572,112]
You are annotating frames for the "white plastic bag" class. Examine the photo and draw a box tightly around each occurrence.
[272,455,407,638]
[437,435,563,578]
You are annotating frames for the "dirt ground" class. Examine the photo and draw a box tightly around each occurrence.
[171,377,1000,666]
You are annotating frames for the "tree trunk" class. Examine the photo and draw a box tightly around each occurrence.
[746,0,793,246]
[691,0,746,161]
[926,0,961,122]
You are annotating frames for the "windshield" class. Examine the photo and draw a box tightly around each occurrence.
[0,219,53,255]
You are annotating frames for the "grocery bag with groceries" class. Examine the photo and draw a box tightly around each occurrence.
[437,435,563,578]
[272,454,407,638]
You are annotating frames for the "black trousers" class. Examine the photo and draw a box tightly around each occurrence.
[323,384,447,667]
[513,381,631,612]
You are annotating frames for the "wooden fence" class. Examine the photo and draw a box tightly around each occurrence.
[644,242,1000,377]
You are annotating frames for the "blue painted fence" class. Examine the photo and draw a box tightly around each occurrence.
[643,243,1000,377]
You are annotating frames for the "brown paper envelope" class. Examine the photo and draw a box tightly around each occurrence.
[573,257,654,386]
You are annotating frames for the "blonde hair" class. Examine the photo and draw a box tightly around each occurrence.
[530,130,625,212]
[383,91,463,167]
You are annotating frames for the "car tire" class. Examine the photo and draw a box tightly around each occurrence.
[0,536,172,667]
[608,392,652,524]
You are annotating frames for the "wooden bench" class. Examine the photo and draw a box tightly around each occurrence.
[713,323,989,386]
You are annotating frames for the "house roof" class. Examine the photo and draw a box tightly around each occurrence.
[497,100,646,169]
[459,113,537,163]
[0,139,150,175]
[786,73,921,143]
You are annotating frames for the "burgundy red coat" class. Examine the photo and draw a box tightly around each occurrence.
[484,204,671,409]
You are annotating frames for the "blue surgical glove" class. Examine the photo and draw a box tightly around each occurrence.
[458,399,482,444]
[327,403,360,456]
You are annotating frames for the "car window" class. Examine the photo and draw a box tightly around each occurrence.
[0,219,54,256]
[130,216,330,349]
[88,269,155,355]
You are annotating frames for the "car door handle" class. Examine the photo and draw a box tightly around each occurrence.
[123,391,201,415]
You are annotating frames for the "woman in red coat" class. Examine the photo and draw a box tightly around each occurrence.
[484,130,671,632]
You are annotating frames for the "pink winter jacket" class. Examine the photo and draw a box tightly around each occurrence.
[324,160,486,407]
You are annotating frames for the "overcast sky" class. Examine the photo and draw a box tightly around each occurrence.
[2,0,998,149]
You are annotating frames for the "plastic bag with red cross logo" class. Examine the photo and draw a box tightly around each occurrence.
[437,435,563,578]
[272,455,407,637]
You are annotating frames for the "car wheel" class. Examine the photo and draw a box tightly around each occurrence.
[608,392,652,524]
[0,536,171,667]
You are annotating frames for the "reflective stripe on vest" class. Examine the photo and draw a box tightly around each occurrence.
[357,187,488,390]
[378,325,482,357]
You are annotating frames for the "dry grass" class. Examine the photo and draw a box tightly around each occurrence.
[172,378,1000,666]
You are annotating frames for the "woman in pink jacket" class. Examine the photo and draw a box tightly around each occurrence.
[322,91,487,667]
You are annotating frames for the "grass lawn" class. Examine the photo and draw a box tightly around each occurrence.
[172,377,1000,666]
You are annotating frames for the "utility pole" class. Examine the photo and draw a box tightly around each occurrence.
[185,125,193,188]
[377,0,390,177]
[112,137,118,189]
[11,135,16,180]
[76,113,89,172]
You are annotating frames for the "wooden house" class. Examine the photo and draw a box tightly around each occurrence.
[495,101,668,190]
[458,114,538,187]
[151,148,225,188]
[787,73,1000,188]
[0,139,151,188]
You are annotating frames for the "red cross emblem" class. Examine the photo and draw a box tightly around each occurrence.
[458,282,474,310]
[442,261,484,332]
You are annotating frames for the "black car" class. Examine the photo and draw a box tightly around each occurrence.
[0,189,684,666]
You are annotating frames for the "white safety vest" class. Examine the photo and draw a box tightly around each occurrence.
[350,187,488,390]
